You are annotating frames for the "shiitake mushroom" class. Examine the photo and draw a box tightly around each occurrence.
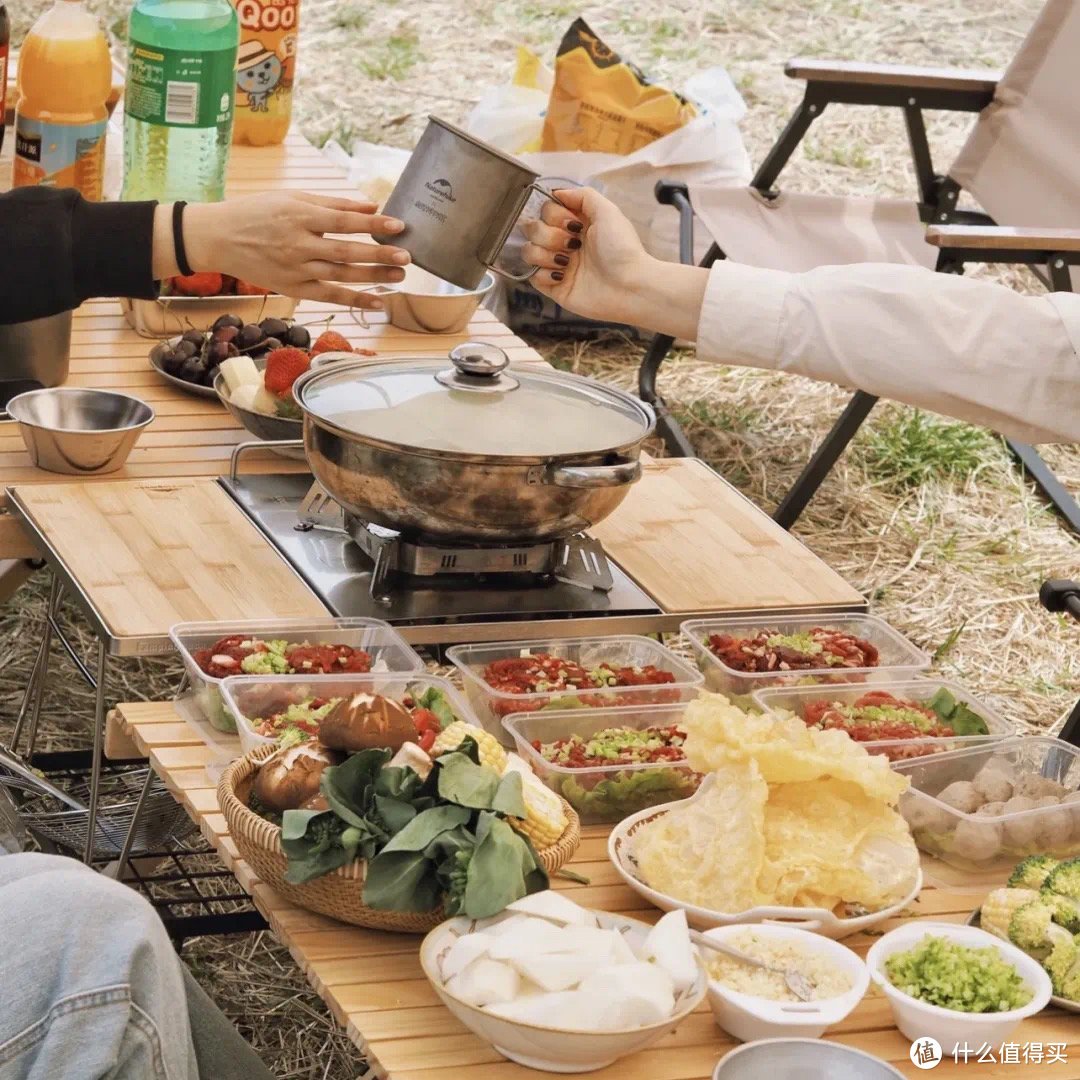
[319,692,416,753]
[253,741,344,813]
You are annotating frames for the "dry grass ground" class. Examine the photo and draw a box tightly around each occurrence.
[3,1,1080,1076]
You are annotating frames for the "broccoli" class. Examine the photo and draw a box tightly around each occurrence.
[1043,856,1080,900]
[1058,962,1080,1004]
[1043,934,1079,995]
[1009,899,1075,954]
[1008,854,1059,890]
[1042,888,1080,933]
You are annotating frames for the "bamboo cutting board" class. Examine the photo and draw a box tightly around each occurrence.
[9,478,325,645]
[593,458,864,613]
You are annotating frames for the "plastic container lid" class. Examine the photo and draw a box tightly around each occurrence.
[293,345,653,458]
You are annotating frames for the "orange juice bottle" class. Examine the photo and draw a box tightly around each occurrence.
[12,0,111,200]
[230,0,298,145]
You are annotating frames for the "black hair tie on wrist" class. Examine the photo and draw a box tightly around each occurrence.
[172,201,194,276]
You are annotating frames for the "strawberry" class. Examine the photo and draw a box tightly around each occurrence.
[310,330,354,357]
[263,347,311,398]
[171,272,224,297]
[236,279,272,295]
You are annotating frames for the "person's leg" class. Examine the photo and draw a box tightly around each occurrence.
[181,966,275,1080]
[0,851,199,1080]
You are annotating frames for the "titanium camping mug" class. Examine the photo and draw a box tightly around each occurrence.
[373,116,564,291]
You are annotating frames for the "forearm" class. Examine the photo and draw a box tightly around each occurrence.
[616,257,710,342]
[695,261,1080,445]
[0,189,158,324]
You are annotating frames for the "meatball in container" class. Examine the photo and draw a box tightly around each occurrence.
[895,736,1080,878]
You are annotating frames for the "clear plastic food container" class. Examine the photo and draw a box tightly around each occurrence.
[170,618,424,734]
[753,679,1013,763]
[680,614,930,699]
[447,635,704,744]
[893,736,1080,874]
[501,703,701,824]
[220,672,475,756]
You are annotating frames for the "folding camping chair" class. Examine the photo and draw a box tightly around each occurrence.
[641,0,1080,532]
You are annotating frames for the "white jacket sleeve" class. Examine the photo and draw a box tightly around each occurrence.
[695,261,1080,445]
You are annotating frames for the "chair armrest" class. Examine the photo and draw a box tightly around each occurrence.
[927,225,1080,252]
[786,58,1000,94]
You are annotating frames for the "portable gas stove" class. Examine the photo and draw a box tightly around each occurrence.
[218,468,663,645]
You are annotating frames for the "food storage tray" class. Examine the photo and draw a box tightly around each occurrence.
[681,614,929,698]
[220,671,474,755]
[170,618,424,735]
[446,635,704,744]
[753,678,1013,763]
[501,703,701,823]
[893,735,1080,877]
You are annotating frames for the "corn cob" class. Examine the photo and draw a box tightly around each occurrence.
[503,753,568,849]
[980,887,1040,941]
[431,721,508,773]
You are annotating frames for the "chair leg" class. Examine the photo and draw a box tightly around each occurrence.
[638,332,696,458]
[773,391,879,530]
[1007,440,1080,534]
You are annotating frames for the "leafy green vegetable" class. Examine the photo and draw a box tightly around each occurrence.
[416,686,457,729]
[491,770,527,819]
[280,732,548,917]
[928,688,989,736]
[437,751,501,809]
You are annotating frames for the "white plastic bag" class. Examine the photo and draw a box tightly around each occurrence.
[322,138,411,207]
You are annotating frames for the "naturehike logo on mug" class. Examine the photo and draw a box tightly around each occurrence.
[424,178,456,202]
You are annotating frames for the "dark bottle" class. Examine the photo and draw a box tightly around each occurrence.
[0,4,9,156]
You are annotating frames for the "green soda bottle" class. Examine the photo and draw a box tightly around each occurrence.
[121,0,239,202]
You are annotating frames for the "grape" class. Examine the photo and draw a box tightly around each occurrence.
[236,324,265,350]
[212,313,243,331]
[174,339,198,360]
[200,367,217,386]
[207,341,231,365]
[212,325,240,344]
[180,357,202,382]
[261,337,284,352]
[160,349,184,376]
[284,324,311,349]
[181,330,206,347]
[226,343,240,358]
[259,317,289,338]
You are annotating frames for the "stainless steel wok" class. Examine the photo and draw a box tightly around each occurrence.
[290,343,654,542]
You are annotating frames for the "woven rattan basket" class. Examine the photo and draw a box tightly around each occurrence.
[219,745,582,932]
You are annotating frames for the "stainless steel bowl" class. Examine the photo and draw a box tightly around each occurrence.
[713,1040,906,1080]
[0,310,73,390]
[7,388,154,475]
[369,267,494,333]
[213,357,305,460]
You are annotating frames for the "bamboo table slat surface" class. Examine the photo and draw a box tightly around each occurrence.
[111,701,1080,1080]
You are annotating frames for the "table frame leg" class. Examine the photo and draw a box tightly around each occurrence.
[84,640,108,864]
[9,574,59,755]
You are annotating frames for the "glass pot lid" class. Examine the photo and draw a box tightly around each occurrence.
[293,343,653,458]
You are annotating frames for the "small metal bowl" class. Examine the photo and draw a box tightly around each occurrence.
[7,388,154,475]
[213,357,305,460]
[369,267,494,333]
[713,1039,906,1080]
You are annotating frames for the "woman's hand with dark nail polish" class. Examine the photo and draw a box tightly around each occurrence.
[554,253,570,266]
[567,237,582,250]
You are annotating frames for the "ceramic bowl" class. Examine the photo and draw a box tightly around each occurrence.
[713,1038,906,1079]
[419,909,708,1073]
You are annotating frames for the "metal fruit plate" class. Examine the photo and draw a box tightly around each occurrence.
[213,357,305,460]
[148,338,218,400]
[967,906,1080,1013]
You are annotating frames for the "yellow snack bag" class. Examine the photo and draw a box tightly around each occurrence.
[541,18,697,155]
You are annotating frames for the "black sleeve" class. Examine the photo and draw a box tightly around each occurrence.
[1,188,159,325]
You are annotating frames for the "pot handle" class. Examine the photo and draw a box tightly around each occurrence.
[484,185,569,282]
[536,460,641,489]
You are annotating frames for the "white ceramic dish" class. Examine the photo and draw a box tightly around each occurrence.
[866,921,1052,1048]
[420,909,708,1074]
[608,776,923,939]
[702,924,869,1041]
[712,1038,906,1080]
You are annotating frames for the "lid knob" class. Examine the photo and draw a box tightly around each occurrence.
[448,342,510,377]
[437,343,518,392]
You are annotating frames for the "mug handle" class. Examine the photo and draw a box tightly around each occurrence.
[483,184,568,282]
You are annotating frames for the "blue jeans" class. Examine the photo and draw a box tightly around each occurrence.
[0,853,275,1080]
